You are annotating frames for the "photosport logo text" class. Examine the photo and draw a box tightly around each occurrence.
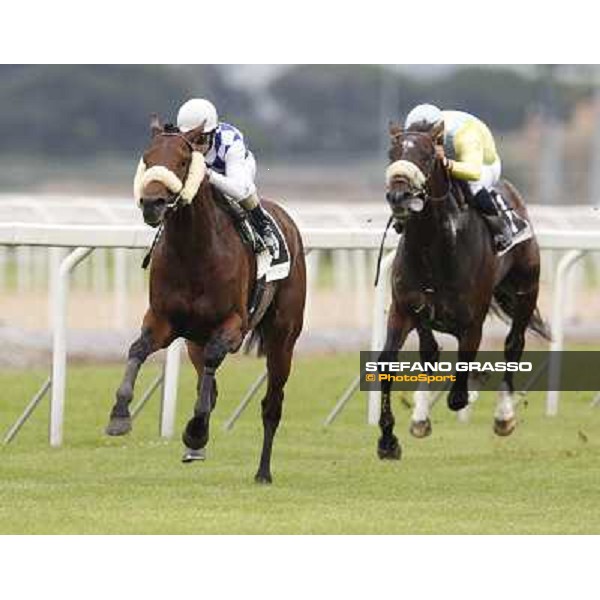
[359,351,600,392]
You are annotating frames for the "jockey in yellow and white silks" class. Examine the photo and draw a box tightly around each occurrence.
[177,98,278,256]
[404,104,531,254]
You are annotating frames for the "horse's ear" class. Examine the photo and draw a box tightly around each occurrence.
[150,113,162,137]
[184,120,207,146]
[430,120,444,143]
[389,121,403,137]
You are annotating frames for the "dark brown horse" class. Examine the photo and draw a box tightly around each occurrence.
[376,123,550,460]
[106,116,306,483]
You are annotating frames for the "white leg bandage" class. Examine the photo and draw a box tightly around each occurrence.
[495,381,515,421]
[412,385,431,422]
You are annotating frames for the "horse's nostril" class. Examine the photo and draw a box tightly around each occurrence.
[387,190,402,206]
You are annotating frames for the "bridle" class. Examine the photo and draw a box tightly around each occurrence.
[376,130,452,285]
[389,130,451,203]
[134,129,208,215]
[137,130,207,269]
[157,131,198,213]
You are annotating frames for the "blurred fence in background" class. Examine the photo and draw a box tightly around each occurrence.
[3,65,600,365]
[2,196,600,358]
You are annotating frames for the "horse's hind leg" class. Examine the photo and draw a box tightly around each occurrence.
[377,302,414,460]
[251,278,304,484]
[495,287,538,436]
[254,334,297,484]
[410,327,439,439]
[106,310,174,436]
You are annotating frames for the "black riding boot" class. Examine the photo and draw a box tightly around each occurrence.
[248,205,278,258]
[473,188,513,254]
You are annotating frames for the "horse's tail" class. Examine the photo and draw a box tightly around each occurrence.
[243,324,267,357]
[491,287,552,341]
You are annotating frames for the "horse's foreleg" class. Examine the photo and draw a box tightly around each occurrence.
[377,303,413,460]
[448,322,483,412]
[495,288,538,436]
[107,312,174,436]
[179,342,211,462]
[182,314,243,453]
[410,327,440,438]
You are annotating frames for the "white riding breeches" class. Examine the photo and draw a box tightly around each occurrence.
[467,158,501,195]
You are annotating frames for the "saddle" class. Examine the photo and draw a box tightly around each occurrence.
[212,188,264,252]
[211,187,291,318]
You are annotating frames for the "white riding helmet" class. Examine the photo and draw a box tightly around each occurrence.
[177,98,219,133]
[405,103,443,129]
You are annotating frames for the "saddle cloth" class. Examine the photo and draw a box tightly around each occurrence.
[248,211,291,319]
[493,189,533,255]
[212,189,291,282]
[255,210,291,283]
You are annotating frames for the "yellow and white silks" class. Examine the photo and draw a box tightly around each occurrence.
[441,110,501,194]
[386,110,502,196]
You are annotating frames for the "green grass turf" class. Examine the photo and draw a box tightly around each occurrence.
[1,352,599,534]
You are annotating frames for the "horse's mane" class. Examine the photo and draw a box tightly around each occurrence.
[406,121,434,134]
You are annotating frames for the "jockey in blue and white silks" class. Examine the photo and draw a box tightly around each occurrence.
[177,98,277,256]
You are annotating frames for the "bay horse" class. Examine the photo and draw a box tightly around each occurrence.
[106,116,306,483]
[376,122,550,460]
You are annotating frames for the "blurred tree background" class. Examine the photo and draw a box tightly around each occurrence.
[0,64,597,201]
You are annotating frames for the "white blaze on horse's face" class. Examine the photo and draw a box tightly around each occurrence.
[133,151,207,207]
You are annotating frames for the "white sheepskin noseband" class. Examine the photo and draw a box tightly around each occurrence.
[385,159,427,190]
[133,151,206,206]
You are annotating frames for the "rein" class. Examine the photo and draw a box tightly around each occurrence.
[139,132,202,269]
[378,134,453,285]
[159,131,196,212]
[389,129,451,203]
[426,170,452,202]
[374,215,395,287]
[142,224,164,269]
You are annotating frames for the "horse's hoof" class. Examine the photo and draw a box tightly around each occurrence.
[182,429,208,451]
[105,416,132,436]
[377,435,402,460]
[447,390,469,412]
[493,416,517,437]
[181,447,206,463]
[409,418,432,439]
[254,472,273,484]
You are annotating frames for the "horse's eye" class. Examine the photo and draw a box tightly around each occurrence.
[180,161,186,168]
